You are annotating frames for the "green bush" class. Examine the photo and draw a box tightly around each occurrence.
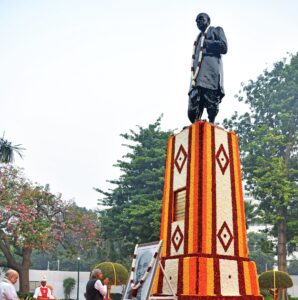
[110,293,122,300]
[259,270,293,289]
[63,277,76,300]
[260,288,270,297]
[92,262,129,285]
[17,292,34,300]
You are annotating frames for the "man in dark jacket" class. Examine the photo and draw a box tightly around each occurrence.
[85,269,110,300]
[188,12,228,124]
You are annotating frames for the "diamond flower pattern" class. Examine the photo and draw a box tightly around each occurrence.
[174,145,187,174]
[217,221,234,252]
[216,144,230,175]
[171,225,184,252]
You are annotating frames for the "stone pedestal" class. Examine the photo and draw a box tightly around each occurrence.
[152,121,263,300]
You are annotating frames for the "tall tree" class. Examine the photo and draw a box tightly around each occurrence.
[223,53,298,273]
[95,117,172,264]
[0,166,99,295]
[0,135,24,163]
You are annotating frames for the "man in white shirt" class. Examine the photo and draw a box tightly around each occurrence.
[0,269,19,300]
[85,269,110,300]
[33,276,54,300]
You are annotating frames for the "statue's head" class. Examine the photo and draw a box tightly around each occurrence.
[196,13,210,32]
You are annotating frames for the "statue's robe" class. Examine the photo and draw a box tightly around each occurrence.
[189,26,228,97]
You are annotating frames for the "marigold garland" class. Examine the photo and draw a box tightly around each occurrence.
[191,26,210,87]
[130,241,162,293]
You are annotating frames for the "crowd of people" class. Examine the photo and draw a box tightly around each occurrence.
[0,268,111,300]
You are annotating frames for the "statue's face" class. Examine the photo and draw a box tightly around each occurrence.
[196,14,209,32]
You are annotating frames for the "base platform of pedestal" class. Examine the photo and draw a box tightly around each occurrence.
[152,295,263,300]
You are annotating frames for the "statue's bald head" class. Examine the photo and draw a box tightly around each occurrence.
[196,13,211,32]
[5,269,19,284]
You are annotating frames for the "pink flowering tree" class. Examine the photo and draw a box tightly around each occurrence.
[0,166,99,295]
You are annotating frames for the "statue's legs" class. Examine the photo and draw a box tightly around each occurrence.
[203,89,222,124]
[188,87,222,124]
[188,88,204,123]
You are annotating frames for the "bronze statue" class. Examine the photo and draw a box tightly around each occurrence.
[188,13,228,124]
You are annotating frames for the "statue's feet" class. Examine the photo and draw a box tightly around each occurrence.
[208,115,216,124]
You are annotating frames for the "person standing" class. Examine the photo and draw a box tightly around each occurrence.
[188,12,228,123]
[33,276,54,300]
[0,269,19,300]
[85,269,110,300]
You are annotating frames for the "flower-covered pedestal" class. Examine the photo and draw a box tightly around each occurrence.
[151,121,263,300]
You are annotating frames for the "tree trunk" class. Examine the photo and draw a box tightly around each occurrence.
[18,266,30,296]
[0,239,19,270]
[18,248,32,296]
[277,218,287,272]
[277,216,287,300]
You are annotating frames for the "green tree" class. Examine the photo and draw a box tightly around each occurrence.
[63,277,76,300]
[0,135,23,163]
[248,232,275,254]
[95,117,172,264]
[31,246,104,272]
[247,232,275,273]
[223,53,298,273]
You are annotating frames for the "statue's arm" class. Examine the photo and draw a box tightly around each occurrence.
[204,27,228,55]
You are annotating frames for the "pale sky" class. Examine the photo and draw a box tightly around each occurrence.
[0,0,297,209]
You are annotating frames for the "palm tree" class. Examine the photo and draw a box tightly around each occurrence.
[0,134,24,163]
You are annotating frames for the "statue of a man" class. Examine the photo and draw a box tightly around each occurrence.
[188,13,228,124]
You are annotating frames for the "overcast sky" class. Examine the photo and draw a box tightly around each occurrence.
[0,0,297,209]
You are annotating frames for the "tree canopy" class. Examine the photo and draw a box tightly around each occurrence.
[95,117,172,264]
[0,165,100,294]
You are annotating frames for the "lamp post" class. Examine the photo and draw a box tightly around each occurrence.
[77,257,80,300]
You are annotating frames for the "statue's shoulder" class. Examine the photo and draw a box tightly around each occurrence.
[210,26,225,38]
[208,26,222,34]
[214,26,226,34]
[214,26,224,32]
